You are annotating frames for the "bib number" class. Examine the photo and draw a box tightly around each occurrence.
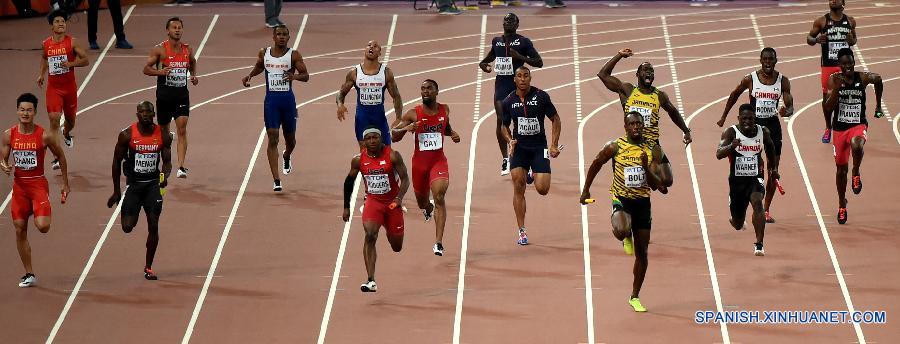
[267,73,290,92]
[165,67,188,87]
[134,153,159,174]
[495,57,514,76]
[418,132,443,151]
[734,156,758,177]
[628,106,653,127]
[624,166,646,188]
[48,55,70,75]
[13,150,37,170]
[364,174,390,195]
[517,117,540,136]
[828,41,849,61]
[837,103,861,123]
[755,99,778,118]
[359,87,383,106]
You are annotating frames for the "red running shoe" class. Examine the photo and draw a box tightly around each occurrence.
[837,207,848,225]
[765,211,775,223]
[144,267,158,280]
[852,175,862,195]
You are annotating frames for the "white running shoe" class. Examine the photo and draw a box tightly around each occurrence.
[62,129,73,147]
[500,158,510,176]
[423,201,434,222]
[433,243,444,256]
[176,167,188,178]
[282,150,292,175]
[51,159,60,170]
[754,243,765,256]
[360,280,377,292]
[18,273,36,288]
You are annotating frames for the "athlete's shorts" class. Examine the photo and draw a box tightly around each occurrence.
[121,181,163,217]
[832,124,867,166]
[264,95,298,132]
[156,91,190,126]
[509,146,551,173]
[11,177,51,221]
[412,153,449,196]
[494,79,515,102]
[354,111,391,145]
[612,196,652,230]
[728,176,764,222]
[46,86,77,122]
[757,118,783,156]
[821,66,842,93]
[361,198,405,238]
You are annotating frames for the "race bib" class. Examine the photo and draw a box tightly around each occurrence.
[364,174,390,194]
[267,73,290,92]
[134,152,159,174]
[495,57,514,76]
[13,150,37,170]
[628,106,653,127]
[828,41,849,60]
[755,99,778,118]
[624,166,646,188]
[517,117,540,136]
[734,156,758,177]
[165,67,188,87]
[837,103,861,123]
[359,86,384,106]
[418,132,443,151]
[48,55,70,75]
[543,148,550,159]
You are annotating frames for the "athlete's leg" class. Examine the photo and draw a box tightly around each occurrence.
[610,210,632,241]
[750,191,765,245]
[430,178,449,244]
[362,220,380,281]
[13,220,33,274]
[533,173,551,195]
[33,216,51,233]
[175,116,189,169]
[494,100,508,159]
[282,127,296,162]
[384,207,404,252]
[631,228,650,299]
[511,167,527,229]
[836,163,848,208]
[850,135,865,178]
[266,128,281,181]
[728,183,749,230]
[764,168,777,214]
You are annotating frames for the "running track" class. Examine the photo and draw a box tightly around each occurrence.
[0,1,897,343]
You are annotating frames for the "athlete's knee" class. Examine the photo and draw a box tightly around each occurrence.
[836,164,849,174]
[14,225,28,240]
[363,228,378,243]
[432,192,446,206]
[35,223,50,234]
[536,183,550,195]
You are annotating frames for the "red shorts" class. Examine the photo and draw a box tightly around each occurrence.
[821,66,841,93]
[11,177,51,221]
[361,198,405,238]
[832,124,867,165]
[46,86,77,121]
[411,154,449,196]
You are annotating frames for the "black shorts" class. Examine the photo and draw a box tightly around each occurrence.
[728,176,764,221]
[509,146,551,173]
[612,196,652,230]
[122,181,163,217]
[156,91,190,126]
[757,118,783,156]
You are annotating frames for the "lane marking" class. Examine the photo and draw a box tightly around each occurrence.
[473,15,486,122]
[852,42,894,144]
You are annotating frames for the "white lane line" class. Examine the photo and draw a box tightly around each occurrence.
[316,14,396,344]
[750,14,765,49]
[473,15,486,122]
[76,5,136,98]
[572,14,595,344]
[852,42,894,144]
[178,14,306,344]
[661,16,729,344]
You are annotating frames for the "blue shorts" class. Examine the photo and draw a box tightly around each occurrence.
[355,110,391,145]
[264,94,297,132]
[509,145,551,173]
[494,78,515,102]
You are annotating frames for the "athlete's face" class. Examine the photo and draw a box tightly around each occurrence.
[514,68,532,92]
[167,20,183,41]
[503,14,519,33]
[136,104,156,125]
[273,27,290,47]
[760,51,777,75]
[364,41,382,60]
[624,113,644,141]
[838,55,855,77]
[17,102,35,124]
[363,132,382,152]
[738,109,756,131]
[637,64,654,87]
[51,16,66,35]
[829,0,844,11]
[421,81,438,104]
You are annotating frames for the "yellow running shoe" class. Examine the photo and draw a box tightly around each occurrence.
[623,237,634,255]
[159,173,167,196]
[629,297,647,312]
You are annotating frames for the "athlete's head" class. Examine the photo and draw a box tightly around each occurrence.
[362,126,383,152]
[514,66,532,92]
[136,101,156,125]
[364,40,382,61]
[503,13,519,33]
[16,93,38,125]
[829,0,845,11]
[166,17,184,41]
[273,25,290,48]
[421,79,439,106]
[837,47,855,76]
[48,9,68,34]
[760,47,777,74]
[624,111,645,141]
[636,62,654,87]
[738,103,756,131]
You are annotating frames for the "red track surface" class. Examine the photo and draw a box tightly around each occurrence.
[0,1,897,343]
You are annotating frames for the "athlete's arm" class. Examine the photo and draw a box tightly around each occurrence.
[342,155,361,222]
[847,16,857,46]
[865,72,884,115]
[385,67,403,122]
[143,46,169,77]
[807,17,826,46]
[391,150,410,208]
[188,46,199,85]
[335,68,356,121]
[44,129,70,199]
[659,91,692,145]
[501,101,514,143]
[444,105,461,143]
[391,108,417,142]
[0,130,10,175]
[161,126,173,185]
[580,141,617,204]
[762,127,779,180]
[644,144,664,190]
[242,48,266,87]
[510,40,543,68]
[68,38,90,68]
[597,49,633,98]
[718,75,752,127]
[37,55,48,88]
[479,42,496,73]
[289,50,310,82]
[715,127,738,160]
[107,130,130,208]
[780,76,795,117]
[823,74,842,117]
